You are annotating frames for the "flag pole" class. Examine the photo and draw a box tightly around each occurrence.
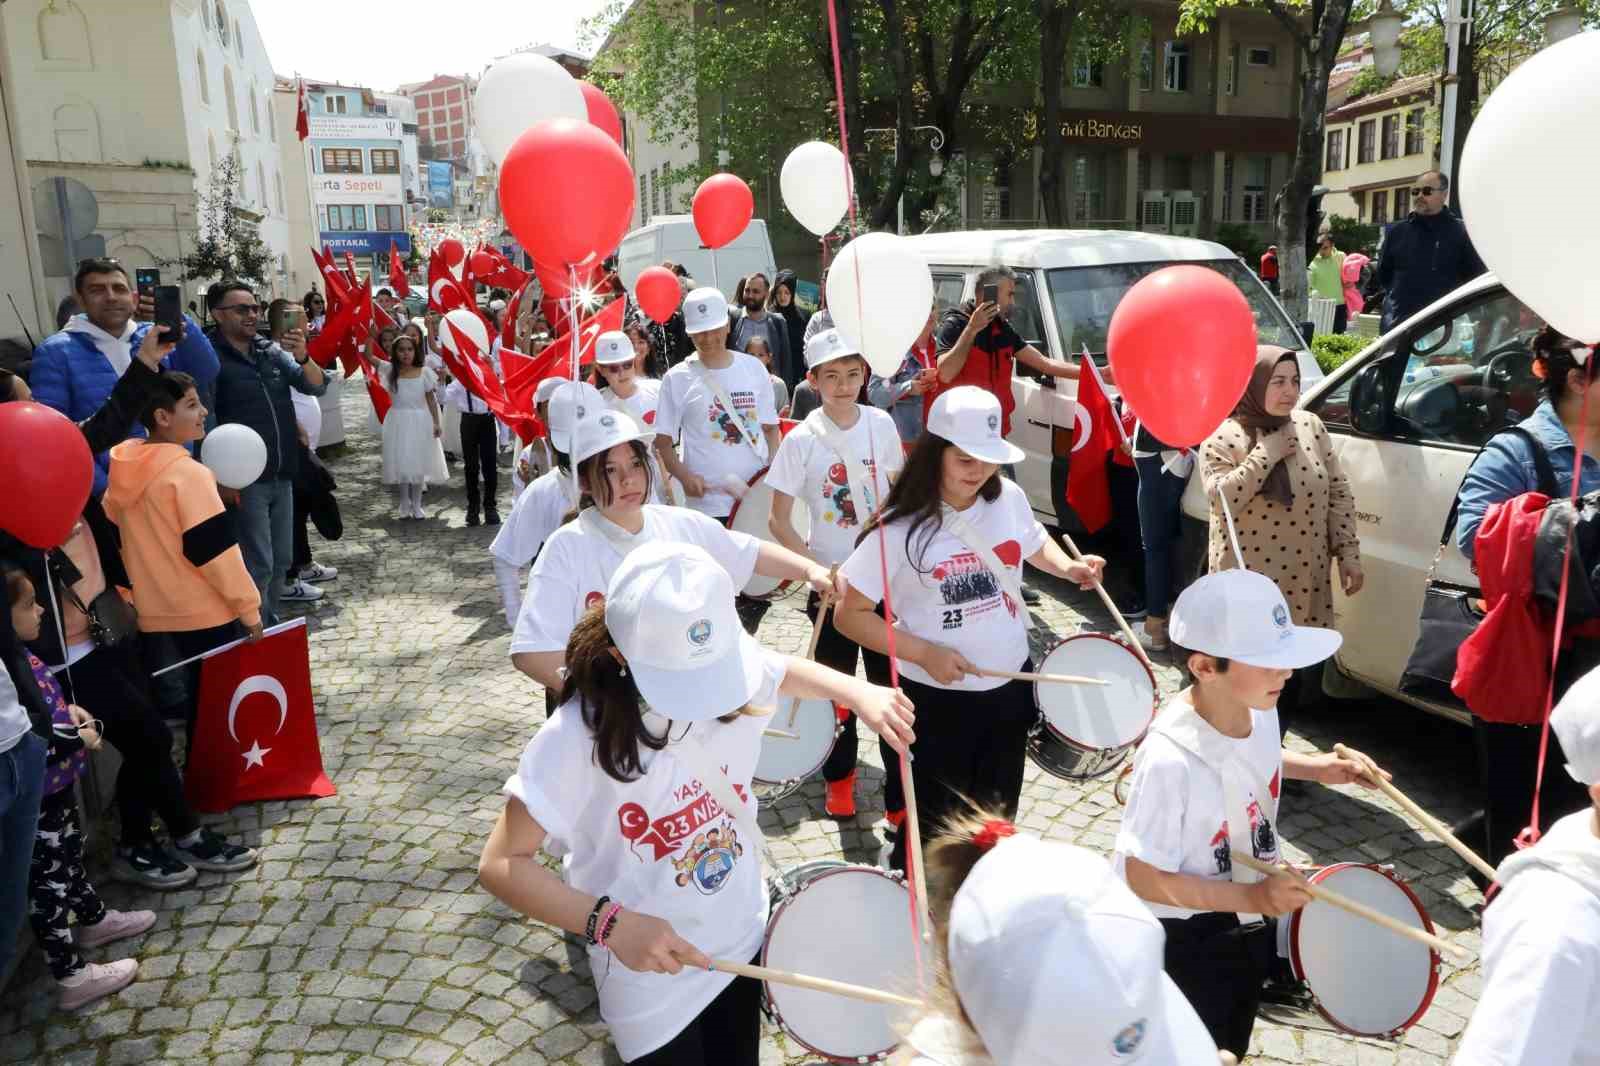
[149,618,307,678]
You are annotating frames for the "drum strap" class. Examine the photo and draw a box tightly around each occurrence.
[670,724,770,875]
[690,357,767,460]
[939,505,1025,610]
[804,409,886,532]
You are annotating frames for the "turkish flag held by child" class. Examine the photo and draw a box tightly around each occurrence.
[186,620,336,813]
[1065,353,1118,533]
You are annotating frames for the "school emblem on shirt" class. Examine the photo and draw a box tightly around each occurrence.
[1111,1019,1147,1058]
[672,826,744,894]
[616,781,749,894]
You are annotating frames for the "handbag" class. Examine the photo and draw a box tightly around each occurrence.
[64,583,138,649]
[1400,426,1555,706]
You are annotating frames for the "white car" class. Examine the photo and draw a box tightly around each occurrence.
[901,229,1319,528]
[1181,272,1543,723]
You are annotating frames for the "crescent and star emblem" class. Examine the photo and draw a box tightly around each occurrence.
[1070,404,1094,453]
[227,675,289,771]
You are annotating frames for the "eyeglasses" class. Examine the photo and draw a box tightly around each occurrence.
[1410,186,1439,197]
[217,303,261,315]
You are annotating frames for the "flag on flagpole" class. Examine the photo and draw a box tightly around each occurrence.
[1065,349,1118,533]
[295,78,310,141]
[388,238,410,297]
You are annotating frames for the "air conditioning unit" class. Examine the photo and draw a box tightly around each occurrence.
[1169,190,1202,236]
[1140,190,1170,234]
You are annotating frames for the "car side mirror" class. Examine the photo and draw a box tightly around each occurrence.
[1350,362,1388,435]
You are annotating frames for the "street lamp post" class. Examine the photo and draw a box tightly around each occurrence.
[863,124,946,234]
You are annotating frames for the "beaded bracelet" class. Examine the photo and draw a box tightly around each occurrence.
[585,895,612,945]
[596,902,624,949]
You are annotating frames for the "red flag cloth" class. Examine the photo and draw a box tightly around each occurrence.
[308,285,371,371]
[313,245,350,305]
[342,252,360,290]
[295,79,310,141]
[186,622,335,813]
[388,239,410,297]
[360,356,392,423]
[1066,355,1117,533]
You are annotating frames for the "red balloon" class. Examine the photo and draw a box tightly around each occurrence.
[468,250,496,278]
[579,81,623,147]
[0,402,92,548]
[436,238,466,274]
[501,118,634,269]
[691,173,753,250]
[535,258,604,301]
[1107,265,1258,448]
[635,266,681,324]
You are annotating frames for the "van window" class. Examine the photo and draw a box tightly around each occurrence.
[932,273,965,315]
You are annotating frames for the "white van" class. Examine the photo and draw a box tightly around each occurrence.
[616,215,777,301]
[901,230,1318,529]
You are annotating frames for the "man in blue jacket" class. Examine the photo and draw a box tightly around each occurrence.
[204,281,325,625]
[1374,171,1487,332]
[29,258,219,496]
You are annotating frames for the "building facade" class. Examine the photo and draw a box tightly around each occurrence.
[1320,74,1435,225]
[2,0,292,307]
[399,74,474,165]
[292,83,411,280]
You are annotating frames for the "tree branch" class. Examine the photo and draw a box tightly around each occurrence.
[1261,0,1313,51]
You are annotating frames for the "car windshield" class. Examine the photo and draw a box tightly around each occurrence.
[1046,259,1303,361]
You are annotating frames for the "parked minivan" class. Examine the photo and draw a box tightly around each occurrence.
[1181,272,1543,723]
[616,215,777,301]
[901,230,1319,529]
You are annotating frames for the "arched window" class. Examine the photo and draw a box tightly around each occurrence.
[52,100,100,163]
[257,161,267,207]
[234,21,243,56]
[265,92,275,142]
[38,1,92,67]
[275,172,285,214]
[196,50,209,104]
[223,66,238,131]
[249,82,260,134]
[207,132,218,173]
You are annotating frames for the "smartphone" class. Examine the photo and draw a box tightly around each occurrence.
[152,284,184,341]
[282,307,304,333]
[981,283,999,305]
[135,268,160,297]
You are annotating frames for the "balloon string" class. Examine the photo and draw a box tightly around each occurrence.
[568,265,581,383]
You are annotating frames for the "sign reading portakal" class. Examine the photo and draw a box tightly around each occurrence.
[1062,118,1144,144]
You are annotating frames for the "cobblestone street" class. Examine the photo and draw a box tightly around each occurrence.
[1,385,1487,1065]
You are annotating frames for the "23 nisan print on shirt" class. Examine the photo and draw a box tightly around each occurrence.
[929,540,1023,624]
[616,780,749,895]
[705,390,757,445]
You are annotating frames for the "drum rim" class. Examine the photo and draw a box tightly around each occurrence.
[761,863,911,1060]
[1287,861,1440,1037]
[753,699,842,788]
[1033,632,1159,753]
[726,467,804,601]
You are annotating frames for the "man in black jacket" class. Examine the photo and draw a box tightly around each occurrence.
[1375,171,1487,332]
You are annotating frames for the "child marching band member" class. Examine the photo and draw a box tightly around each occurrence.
[594,330,671,503]
[511,410,840,697]
[894,809,1232,1066]
[490,381,601,631]
[834,386,1106,873]
[511,376,566,500]
[1114,569,1384,1060]
[1455,665,1600,1066]
[765,328,905,818]
[478,542,915,1066]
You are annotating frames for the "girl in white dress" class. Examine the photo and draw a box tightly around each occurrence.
[381,334,449,519]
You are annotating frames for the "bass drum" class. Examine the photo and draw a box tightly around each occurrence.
[753,699,841,802]
[727,469,811,601]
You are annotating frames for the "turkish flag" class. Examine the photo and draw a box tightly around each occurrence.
[312,245,350,305]
[1066,354,1117,533]
[186,620,336,813]
[295,78,310,141]
[308,284,371,372]
[388,239,410,297]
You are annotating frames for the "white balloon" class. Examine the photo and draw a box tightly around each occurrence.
[780,141,853,236]
[440,307,490,358]
[1460,31,1600,340]
[826,232,934,378]
[474,53,586,165]
[201,424,267,490]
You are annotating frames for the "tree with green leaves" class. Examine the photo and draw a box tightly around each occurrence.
[170,144,273,291]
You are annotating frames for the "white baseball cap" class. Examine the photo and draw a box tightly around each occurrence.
[604,542,767,721]
[571,409,656,467]
[682,286,729,334]
[1168,569,1342,670]
[489,298,507,313]
[595,330,634,366]
[947,835,1221,1066]
[534,377,565,406]
[927,386,1025,465]
[1552,665,1600,785]
[546,381,606,453]
[804,327,863,371]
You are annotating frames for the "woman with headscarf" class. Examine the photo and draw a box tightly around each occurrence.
[770,270,808,378]
[1200,347,1362,717]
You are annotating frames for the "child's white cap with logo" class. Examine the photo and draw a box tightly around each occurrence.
[682,287,730,335]
[927,385,1024,465]
[546,381,606,453]
[1168,568,1342,669]
[595,330,634,366]
[571,410,655,467]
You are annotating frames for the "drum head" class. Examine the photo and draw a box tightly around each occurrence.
[1036,636,1156,750]
[764,866,917,1059]
[754,699,838,787]
[1290,864,1438,1036]
[729,475,811,600]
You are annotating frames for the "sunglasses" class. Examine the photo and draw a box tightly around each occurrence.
[1410,186,1439,197]
[217,303,261,315]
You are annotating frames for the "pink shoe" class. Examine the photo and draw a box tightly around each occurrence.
[75,909,156,949]
[58,959,138,1011]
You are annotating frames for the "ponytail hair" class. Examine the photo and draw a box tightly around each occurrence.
[561,603,665,782]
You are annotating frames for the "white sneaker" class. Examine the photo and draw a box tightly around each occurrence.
[411,501,426,519]
[282,579,324,603]
[1137,618,1169,652]
[300,562,338,582]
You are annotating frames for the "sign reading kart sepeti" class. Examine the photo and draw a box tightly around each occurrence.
[315,174,403,204]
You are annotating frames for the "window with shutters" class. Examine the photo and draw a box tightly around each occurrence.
[1405,108,1425,155]
[371,149,400,174]
[1357,120,1376,164]
[1326,129,1345,172]
[321,148,362,173]
[1381,114,1400,160]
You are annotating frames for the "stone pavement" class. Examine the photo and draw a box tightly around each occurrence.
[0,385,1487,1064]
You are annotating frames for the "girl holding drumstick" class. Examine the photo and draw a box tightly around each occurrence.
[834,386,1106,873]
[479,542,914,1066]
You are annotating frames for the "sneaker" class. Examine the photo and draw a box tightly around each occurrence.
[484,509,501,527]
[111,844,196,890]
[172,829,259,873]
[300,562,338,583]
[1137,617,1169,652]
[465,510,481,527]
[825,773,857,818]
[1122,602,1149,622]
[1021,586,1042,606]
[281,579,324,603]
[58,959,138,1011]
[411,501,426,520]
[75,909,156,949]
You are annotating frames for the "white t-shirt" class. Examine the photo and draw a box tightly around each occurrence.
[1455,810,1600,1066]
[488,468,577,569]
[764,405,904,566]
[603,379,663,430]
[503,649,786,1060]
[1113,693,1284,920]
[838,479,1045,691]
[510,505,760,656]
[655,352,777,517]
[291,390,323,451]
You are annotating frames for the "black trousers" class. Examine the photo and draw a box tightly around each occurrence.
[861,639,904,814]
[1161,913,1277,1059]
[1473,718,1591,867]
[58,644,198,846]
[888,669,1033,873]
[144,622,245,765]
[288,479,313,580]
[460,410,500,515]
[807,591,863,784]
[628,965,761,1065]
[28,790,104,979]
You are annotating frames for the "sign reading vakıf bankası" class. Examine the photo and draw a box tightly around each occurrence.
[1061,118,1144,143]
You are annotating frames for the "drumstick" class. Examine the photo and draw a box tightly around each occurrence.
[783,592,833,730]
[705,958,923,1010]
[1333,743,1498,883]
[898,750,934,953]
[1059,532,1157,673]
[763,727,800,740]
[1230,851,1470,960]
[976,668,1110,686]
